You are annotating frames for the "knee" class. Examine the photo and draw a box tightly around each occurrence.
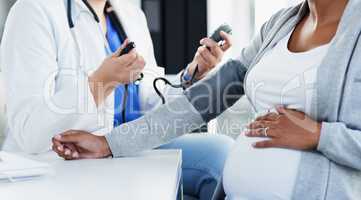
[201,135,234,174]
[183,135,234,199]
[199,134,234,161]
[160,134,234,177]
[183,134,234,178]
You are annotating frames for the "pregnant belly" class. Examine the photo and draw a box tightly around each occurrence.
[223,134,302,200]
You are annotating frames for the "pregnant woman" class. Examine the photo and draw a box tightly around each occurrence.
[52,0,361,199]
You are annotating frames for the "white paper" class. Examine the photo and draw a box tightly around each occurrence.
[0,152,52,181]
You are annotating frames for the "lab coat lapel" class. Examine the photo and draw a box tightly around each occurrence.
[312,0,361,121]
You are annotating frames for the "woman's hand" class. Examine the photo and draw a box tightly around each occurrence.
[89,40,145,106]
[52,130,112,160]
[187,31,232,80]
[245,106,322,151]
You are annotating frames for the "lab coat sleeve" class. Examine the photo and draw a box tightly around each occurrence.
[317,122,361,171]
[1,1,98,153]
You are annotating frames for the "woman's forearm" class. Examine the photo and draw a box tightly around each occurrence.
[105,95,205,157]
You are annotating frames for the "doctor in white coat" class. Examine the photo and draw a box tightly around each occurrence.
[0,0,234,199]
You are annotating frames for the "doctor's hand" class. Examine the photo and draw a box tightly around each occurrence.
[91,40,145,85]
[245,106,322,151]
[52,130,112,160]
[187,31,232,80]
[89,40,145,106]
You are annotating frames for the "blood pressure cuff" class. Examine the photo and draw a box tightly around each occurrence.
[184,59,247,123]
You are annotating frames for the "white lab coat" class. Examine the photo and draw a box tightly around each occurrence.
[0,0,178,153]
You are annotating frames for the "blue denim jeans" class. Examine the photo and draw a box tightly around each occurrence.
[158,134,234,200]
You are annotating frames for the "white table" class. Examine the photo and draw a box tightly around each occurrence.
[0,150,182,200]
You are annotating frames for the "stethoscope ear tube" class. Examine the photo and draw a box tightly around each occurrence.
[67,0,74,28]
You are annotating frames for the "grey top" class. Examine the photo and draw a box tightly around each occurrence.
[106,0,361,199]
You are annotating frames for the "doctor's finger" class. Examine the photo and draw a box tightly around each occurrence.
[113,39,129,57]
[117,51,138,66]
[129,55,146,69]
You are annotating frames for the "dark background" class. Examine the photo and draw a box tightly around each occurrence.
[142,0,208,74]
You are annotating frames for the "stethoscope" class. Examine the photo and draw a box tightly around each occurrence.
[66,0,135,124]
